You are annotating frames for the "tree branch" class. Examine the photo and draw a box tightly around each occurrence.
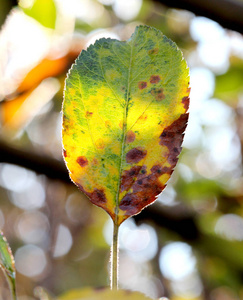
[155,0,243,33]
[136,204,199,241]
[0,140,70,183]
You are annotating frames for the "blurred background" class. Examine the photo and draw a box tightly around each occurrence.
[0,0,243,299]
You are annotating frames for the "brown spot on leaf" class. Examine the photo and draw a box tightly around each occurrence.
[182,96,190,111]
[151,88,165,101]
[148,48,159,55]
[138,81,147,89]
[76,183,112,218]
[63,149,67,157]
[85,111,93,118]
[90,188,107,204]
[120,166,141,192]
[151,164,173,175]
[126,147,147,164]
[150,75,161,84]
[126,130,136,143]
[140,166,147,174]
[159,113,188,167]
[119,194,137,214]
[119,164,166,216]
[77,156,88,167]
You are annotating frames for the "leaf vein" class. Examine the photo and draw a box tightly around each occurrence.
[98,49,124,107]
[80,60,104,79]
[112,43,130,68]
[114,42,134,220]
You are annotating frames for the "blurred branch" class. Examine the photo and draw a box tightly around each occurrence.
[0,139,70,183]
[136,203,199,241]
[154,0,243,33]
[0,0,18,24]
[6,0,17,7]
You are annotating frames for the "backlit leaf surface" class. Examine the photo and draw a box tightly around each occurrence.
[62,25,190,225]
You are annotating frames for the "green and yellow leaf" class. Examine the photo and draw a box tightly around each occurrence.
[0,231,16,299]
[62,25,190,225]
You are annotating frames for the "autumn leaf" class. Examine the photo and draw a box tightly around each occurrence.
[62,25,190,226]
[0,231,16,299]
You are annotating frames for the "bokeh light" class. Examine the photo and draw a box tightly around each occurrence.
[15,211,50,244]
[113,0,142,21]
[159,242,196,281]
[15,245,48,277]
[215,214,243,241]
[159,242,203,298]
[53,224,73,257]
[104,218,158,263]
[190,17,230,73]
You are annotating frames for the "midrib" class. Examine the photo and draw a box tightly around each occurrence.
[114,40,134,225]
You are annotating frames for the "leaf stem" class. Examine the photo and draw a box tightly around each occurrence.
[6,274,17,300]
[111,220,119,290]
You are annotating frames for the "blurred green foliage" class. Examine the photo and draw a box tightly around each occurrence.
[19,0,57,29]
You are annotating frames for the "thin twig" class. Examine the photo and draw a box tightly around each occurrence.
[110,221,119,290]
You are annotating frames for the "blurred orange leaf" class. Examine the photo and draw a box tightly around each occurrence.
[17,56,70,94]
[2,78,60,132]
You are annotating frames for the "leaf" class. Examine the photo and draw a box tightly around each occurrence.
[58,287,154,300]
[19,0,57,29]
[62,25,190,225]
[17,57,70,94]
[2,78,60,133]
[0,231,16,299]
[214,63,243,104]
